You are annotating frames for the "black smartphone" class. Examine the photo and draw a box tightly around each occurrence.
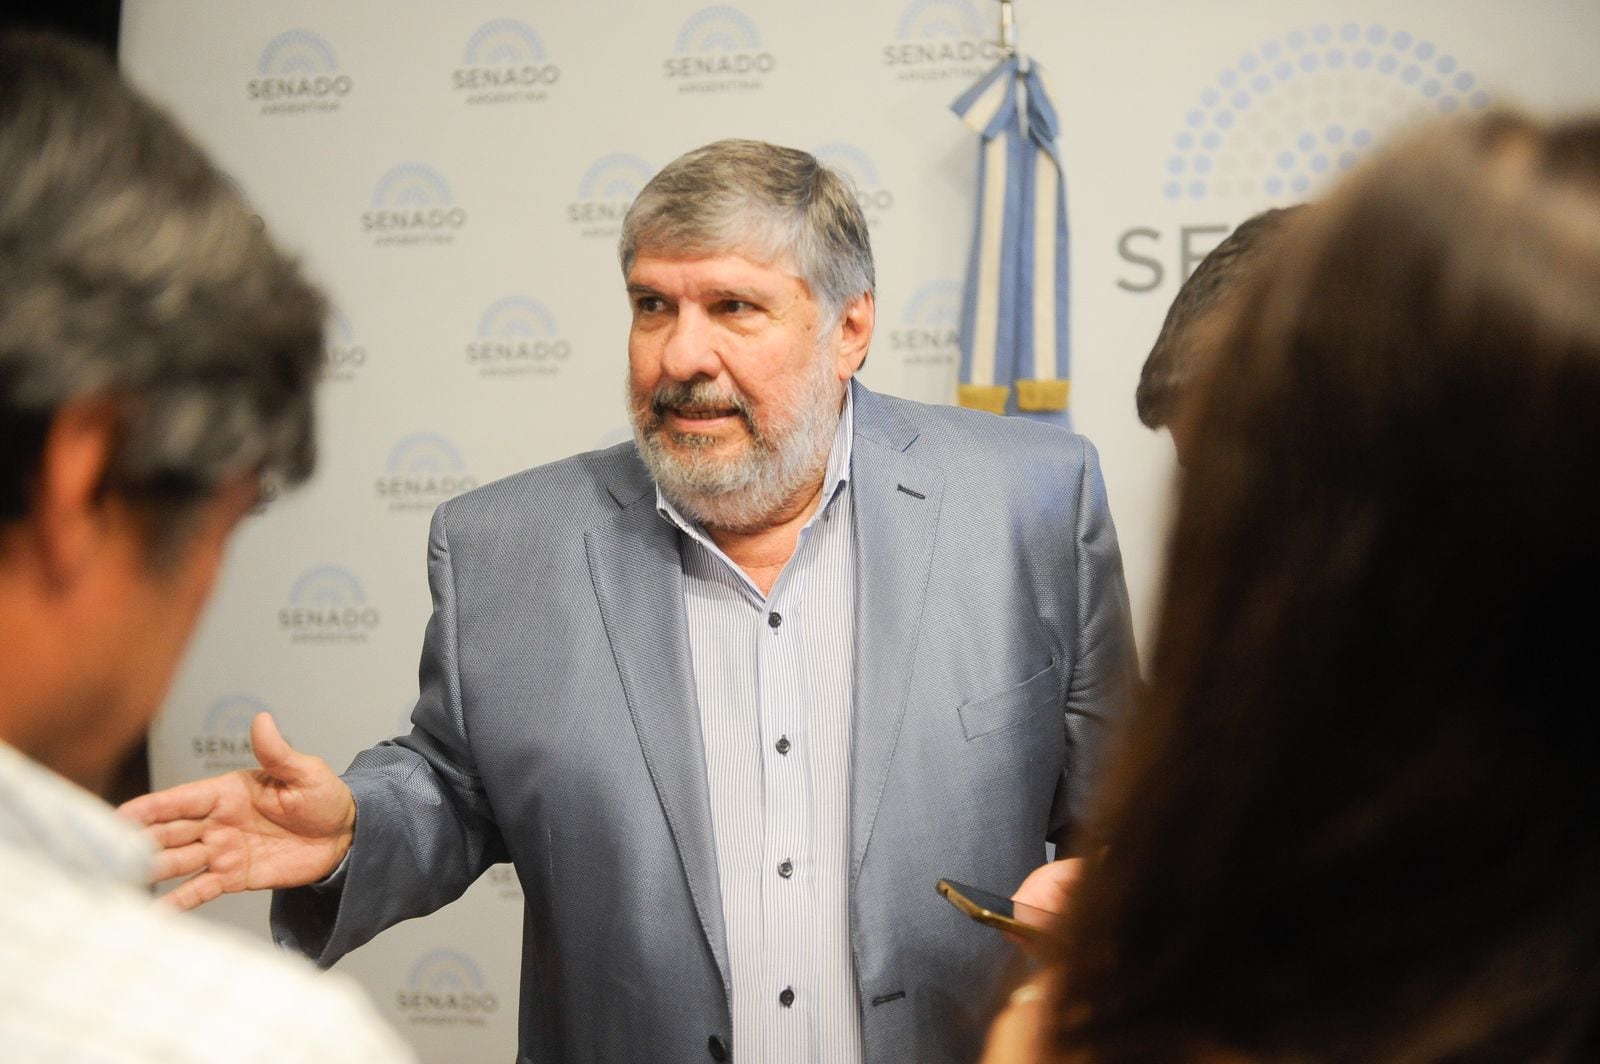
[936,878,1057,939]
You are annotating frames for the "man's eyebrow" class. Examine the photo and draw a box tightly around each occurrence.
[624,282,771,301]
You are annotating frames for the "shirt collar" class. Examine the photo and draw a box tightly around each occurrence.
[0,740,155,887]
[655,383,855,534]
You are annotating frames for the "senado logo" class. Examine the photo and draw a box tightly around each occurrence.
[362,164,467,248]
[1162,23,1491,203]
[466,295,574,379]
[248,29,352,115]
[883,0,1001,82]
[567,153,654,239]
[1118,23,1493,295]
[453,18,560,105]
[396,949,500,1026]
[279,565,379,644]
[377,433,479,512]
[890,279,962,368]
[190,694,270,772]
[323,310,368,383]
[664,6,774,93]
[813,143,894,226]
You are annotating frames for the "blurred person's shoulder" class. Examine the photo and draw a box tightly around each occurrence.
[0,841,415,1062]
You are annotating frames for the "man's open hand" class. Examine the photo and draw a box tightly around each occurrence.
[118,713,356,910]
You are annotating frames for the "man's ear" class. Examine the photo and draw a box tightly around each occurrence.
[835,290,876,379]
[33,401,119,586]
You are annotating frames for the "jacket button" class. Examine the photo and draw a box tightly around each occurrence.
[707,1034,728,1061]
[779,986,795,1007]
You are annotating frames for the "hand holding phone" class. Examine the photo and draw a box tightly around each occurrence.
[936,878,1058,940]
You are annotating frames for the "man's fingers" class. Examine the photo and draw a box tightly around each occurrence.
[150,841,211,882]
[117,780,221,826]
[145,819,205,850]
[159,873,226,912]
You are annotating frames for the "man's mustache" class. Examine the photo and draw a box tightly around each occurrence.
[648,381,756,431]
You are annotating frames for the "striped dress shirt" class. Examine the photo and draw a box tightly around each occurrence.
[655,390,863,1064]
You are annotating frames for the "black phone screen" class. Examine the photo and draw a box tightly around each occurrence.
[937,878,1057,933]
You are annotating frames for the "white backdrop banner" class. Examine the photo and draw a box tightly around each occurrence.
[120,2,1600,1059]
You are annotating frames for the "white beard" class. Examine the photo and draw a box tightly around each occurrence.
[630,351,842,533]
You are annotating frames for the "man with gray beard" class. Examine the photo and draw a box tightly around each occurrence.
[125,139,1136,1064]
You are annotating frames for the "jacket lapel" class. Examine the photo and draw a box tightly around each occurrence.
[585,460,729,993]
[848,385,945,886]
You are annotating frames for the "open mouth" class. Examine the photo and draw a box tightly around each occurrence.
[668,404,738,419]
[661,409,745,440]
[654,394,748,431]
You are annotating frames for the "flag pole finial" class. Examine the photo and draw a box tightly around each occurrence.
[997,0,1017,59]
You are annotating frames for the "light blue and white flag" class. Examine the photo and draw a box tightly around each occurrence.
[951,57,1071,426]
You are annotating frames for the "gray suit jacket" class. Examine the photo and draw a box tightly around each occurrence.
[273,383,1132,1064]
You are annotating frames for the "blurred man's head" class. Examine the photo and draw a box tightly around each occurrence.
[1136,206,1303,461]
[0,32,325,790]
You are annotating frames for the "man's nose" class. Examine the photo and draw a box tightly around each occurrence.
[658,306,722,382]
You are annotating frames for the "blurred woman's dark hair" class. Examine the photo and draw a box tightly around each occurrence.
[1045,112,1600,1062]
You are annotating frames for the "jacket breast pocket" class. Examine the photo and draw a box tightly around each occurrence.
[957,661,1062,741]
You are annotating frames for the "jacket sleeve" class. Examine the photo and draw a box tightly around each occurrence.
[1049,436,1137,849]
[271,501,508,965]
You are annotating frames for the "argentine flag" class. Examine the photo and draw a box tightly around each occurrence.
[951,57,1071,427]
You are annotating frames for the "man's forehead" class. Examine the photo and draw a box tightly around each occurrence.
[627,248,808,294]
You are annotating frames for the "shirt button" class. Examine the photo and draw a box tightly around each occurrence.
[775,736,791,756]
[778,859,793,878]
[767,611,782,629]
[779,987,795,1007]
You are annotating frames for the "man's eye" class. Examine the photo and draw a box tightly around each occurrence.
[635,296,666,314]
[719,300,754,314]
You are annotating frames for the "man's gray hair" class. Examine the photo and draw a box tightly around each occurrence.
[618,139,875,324]
[0,32,326,551]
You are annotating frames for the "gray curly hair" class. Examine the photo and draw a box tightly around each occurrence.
[619,138,875,327]
[0,31,326,554]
